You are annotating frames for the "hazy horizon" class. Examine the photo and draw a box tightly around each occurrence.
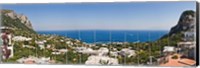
[1,2,196,31]
[35,29,169,32]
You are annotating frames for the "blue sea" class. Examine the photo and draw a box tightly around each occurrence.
[37,30,168,43]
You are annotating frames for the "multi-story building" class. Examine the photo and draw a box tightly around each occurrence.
[0,26,14,59]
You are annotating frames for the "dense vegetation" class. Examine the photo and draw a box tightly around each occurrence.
[1,10,192,65]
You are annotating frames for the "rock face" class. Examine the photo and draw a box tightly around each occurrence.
[17,14,33,29]
[1,10,33,29]
[168,10,195,36]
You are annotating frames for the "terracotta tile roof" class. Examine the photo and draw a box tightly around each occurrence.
[178,59,196,65]
[24,60,35,64]
[160,54,196,66]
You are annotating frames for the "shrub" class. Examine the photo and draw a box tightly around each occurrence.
[171,55,178,59]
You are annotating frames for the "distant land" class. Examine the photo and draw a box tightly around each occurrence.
[37,30,168,43]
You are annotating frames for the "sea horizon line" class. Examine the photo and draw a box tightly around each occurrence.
[35,29,169,32]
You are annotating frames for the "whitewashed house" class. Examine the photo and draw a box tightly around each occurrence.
[110,51,118,58]
[35,40,46,50]
[85,55,118,65]
[17,56,52,64]
[163,46,175,53]
[58,49,68,53]
[12,36,32,41]
[177,42,196,59]
[184,31,195,41]
[177,42,195,49]
[1,31,14,59]
[119,48,136,57]
[52,52,61,55]
[97,47,109,56]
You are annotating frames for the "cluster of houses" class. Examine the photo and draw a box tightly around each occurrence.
[51,49,68,55]
[0,28,136,65]
[160,30,196,66]
[0,25,196,66]
[0,26,72,64]
[0,26,14,59]
[12,36,32,41]
[74,46,136,65]
[16,56,55,64]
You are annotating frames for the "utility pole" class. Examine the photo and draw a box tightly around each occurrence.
[148,32,153,65]
[109,30,112,52]
[94,30,96,45]
[122,32,127,65]
[0,42,2,63]
[168,33,170,46]
[65,33,68,64]
[158,33,162,65]
[78,30,82,64]
[137,32,140,65]
[109,30,112,44]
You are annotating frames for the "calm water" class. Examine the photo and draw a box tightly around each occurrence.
[37,30,168,43]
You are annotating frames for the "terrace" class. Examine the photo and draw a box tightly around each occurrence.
[160,54,196,66]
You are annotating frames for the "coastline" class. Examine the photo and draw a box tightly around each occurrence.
[37,30,168,44]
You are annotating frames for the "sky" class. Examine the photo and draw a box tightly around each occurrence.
[1,1,196,31]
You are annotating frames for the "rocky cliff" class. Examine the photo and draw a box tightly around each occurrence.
[1,9,36,35]
[168,10,196,36]
[1,9,33,29]
[161,10,196,39]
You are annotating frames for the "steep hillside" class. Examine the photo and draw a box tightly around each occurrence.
[1,9,36,35]
[161,10,195,39]
[169,10,195,36]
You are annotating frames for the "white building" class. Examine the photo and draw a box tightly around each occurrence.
[76,47,109,56]
[110,51,118,58]
[12,36,32,41]
[184,31,195,41]
[163,46,175,52]
[177,41,196,59]
[17,56,52,64]
[22,45,36,49]
[177,42,195,49]
[58,49,68,53]
[66,41,73,46]
[1,32,14,59]
[35,40,46,50]
[85,55,118,65]
[52,52,61,55]
[119,48,136,57]
[97,47,109,56]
